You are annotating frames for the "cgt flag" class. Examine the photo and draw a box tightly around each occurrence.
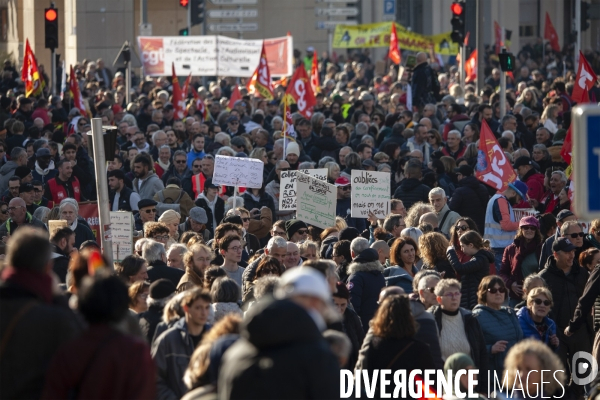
[247,42,274,100]
[22,39,43,98]
[310,49,321,94]
[228,84,242,110]
[69,65,87,116]
[171,63,186,120]
[285,65,316,119]
[475,119,516,191]
[544,12,561,53]
[191,85,208,121]
[388,22,402,65]
[465,49,477,83]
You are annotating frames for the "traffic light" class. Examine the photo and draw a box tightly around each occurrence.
[581,1,591,31]
[179,0,189,7]
[499,49,515,72]
[179,28,189,36]
[450,1,465,44]
[190,0,204,26]
[44,6,59,49]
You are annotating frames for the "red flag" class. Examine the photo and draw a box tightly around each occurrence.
[464,31,470,46]
[544,12,561,53]
[228,84,242,110]
[182,73,192,100]
[465,49,477,83]
[561,51,597,164]
[69,65,86,116]
[285,65,316,119]
[171,63,186,120]
[22,39,43,97]
[247,42,274,100]
[388,23,401,65]
[494,21,503,54]
[191,85,208,121]
[310,50,321,94]
[475,119,517,191]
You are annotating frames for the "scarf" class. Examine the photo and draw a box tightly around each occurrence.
[35,160,55,176]
[1,266,53,303]
[513,237,541,273]
[69,219,78,232]
[157,159,170,172]
[185,266,204,286]
[586,234,600,249]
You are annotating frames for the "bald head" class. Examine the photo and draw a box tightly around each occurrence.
[419,118,432,129]
[378,286,405,303]
[8,197,27,224]
[9,197,25,208]
[416,52,428,64]
[419,212,438,228]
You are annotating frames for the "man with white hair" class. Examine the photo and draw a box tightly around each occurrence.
[241,235,288,293]
[284,241,302,269]
[59,198,95,248]
[143,239,184,286]
[441,130,466,160]
[350,237,369,259]
[166,244,188,270]
[429,187,460,236]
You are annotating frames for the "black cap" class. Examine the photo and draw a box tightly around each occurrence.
[454,165,474,177]
[138,199,158,209]
[19,183,34,193]
[552,237,577,252]
[204,179,218,189]
[14,166,32,179]
[513,156,533,169]
[556,210,575,222]
[149,279,176,300]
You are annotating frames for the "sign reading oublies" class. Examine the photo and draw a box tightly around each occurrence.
[213,155,264,188]
[351,170,391,218]
[110,211,133,262]
[296,171,337,229]
[279,168,328,211]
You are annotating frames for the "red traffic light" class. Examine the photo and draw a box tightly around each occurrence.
[179,0,189,6]
[45,8,57,21]
[450,2,463,15]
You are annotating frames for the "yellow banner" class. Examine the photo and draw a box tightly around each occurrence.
[333,22,459,56]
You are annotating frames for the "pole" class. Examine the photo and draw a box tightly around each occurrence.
[327,1,333,57]
[90,118,113,267]
[187,2,191,36]
[475,0,484,94]
[500,48,506,119]
[51,49,56,96]
[202,17,207,89]
[140,0,147,24]
[575,0,581,70]
[126,61,131,105]
[459,45,465,93]
[238,5,243,39]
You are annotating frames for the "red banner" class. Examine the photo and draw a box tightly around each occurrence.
[388,22,402,65]
[79,202,100,245]
[285,66,316,119]
[476,119,516,192]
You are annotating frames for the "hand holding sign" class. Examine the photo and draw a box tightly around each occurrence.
[213,155,264,189]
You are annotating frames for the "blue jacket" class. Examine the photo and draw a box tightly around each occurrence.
[516,306,558,350]
[186,149,205,169]
[347,259,385,331]
[382,265,418,294]
[472,305,523,375]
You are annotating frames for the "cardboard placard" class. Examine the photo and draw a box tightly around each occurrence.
[212,155,264,189]
[351,170,391,218]
[110,211,133,262]
[48,220,68,238]
[296,172,337,229]
[279,168,328,211]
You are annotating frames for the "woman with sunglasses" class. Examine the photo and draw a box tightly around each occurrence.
[516,287,559,350]
[472,276,523,376]
[499,216,544,307]
[447,230,494,309]
[449,217,479,263]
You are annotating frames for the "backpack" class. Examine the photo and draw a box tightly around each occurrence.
[156,190,184,217]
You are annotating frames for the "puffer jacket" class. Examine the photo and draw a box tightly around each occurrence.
[516,306,558,349]
[499,237,543,300]
[382,265,418,294]
[430,306,489,392]
[472,305,523,375]
[392,178,431,210]
[447,248,494,309]
[347,260,386,331]
[448,175,490,233]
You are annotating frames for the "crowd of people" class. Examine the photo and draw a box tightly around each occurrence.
[0,39,600,400]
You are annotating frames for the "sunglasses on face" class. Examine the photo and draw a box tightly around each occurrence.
[274,230,286,236]
[193,165,202,169]
[175,160,186,164]
[143,209,157,214]
[569,232,585,238]
[426,287,436,294]
[488,287,507,294]
[297,229,308,235]
[521,226,537,231]
[242,217,250,222]
[533,298,552,306]
[456,225,469,231]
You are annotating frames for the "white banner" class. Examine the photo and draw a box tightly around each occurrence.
[351,170,391,218]
[110,211,133,262]
[138,35,293,77]
[279,169,327,211]
[296,172,337,229]
[213,155,264,188]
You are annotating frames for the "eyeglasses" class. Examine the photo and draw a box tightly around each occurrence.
[569,232,585,238]
[274,230,286,236]
[228,246,243,252]
[143,209,157,214]
[488,287,507,294]
[229,122,239,125]
[297,229,308,235]
[456,225,469,231]
[7,206,23,211]
[193,165,202,169]
[521,226,537,231]
[154,235,169,241]
[443,292,461,298]
[242,217,250,222]
[175,160,186,164]
[533,298,552,306]
[426,287,436,294]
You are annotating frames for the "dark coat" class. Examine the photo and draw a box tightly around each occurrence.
[241,192,276,223]
[392,178,431,210]
[308,136,341,163]
[51,244,70,283]
[498,237,543,300]
[139,303,165,344]
[569,265,600,334]
[339,307,365,370]
[448,175,490,233]
[347,259,386,331]
[411,62,437,108]
[447,248,494,309]
[147,259,185,287]
[195,195,225,235]
[73,223,96,249]
[336,197,367,232]
[218,299,339,400]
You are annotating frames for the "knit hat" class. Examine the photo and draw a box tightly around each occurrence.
[519,215,540,229]
[333,281,350,300]
[158,209,181,225]
[339,227,360,241]
[286,142,300,157]
[285,219,308,238]
[189,207,208,224]
[444,353,475,376]
[149,279,176,300]
[14,166,32,179]
[508,180,528,200]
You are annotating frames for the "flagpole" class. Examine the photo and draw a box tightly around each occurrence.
[283,98,287,160]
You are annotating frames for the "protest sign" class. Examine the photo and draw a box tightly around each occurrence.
[279,168,327,211]
[138,35,293,77]
[351,170,391,218]
[296,172,337,229]
[110,211,133,262]
[48,220,68,238]
[213,155,264,188]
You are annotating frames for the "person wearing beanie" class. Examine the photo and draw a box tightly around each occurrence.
[443,353,485,399]
[285,219,308,243]
[347,247,385,331]
[138,278,177,344]
[158,209,181,249]
[285,142,301,170]
[484,180,528,271]
[332,281,364,369]
[14,165,33,183]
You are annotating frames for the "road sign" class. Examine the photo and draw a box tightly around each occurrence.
[573,104,600,220]
[384,0,396,15]
[208,9,258,18]
[316,20,357,29]
[139,23,152,36]
[209,0,257,4]
[208,23,258,32]
[315,7,359,16]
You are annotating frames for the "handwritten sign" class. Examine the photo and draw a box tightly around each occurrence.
[48,220,68,238]
[296,172,337,229]
[213,155,264,189]
[351,170,391,218]
[110,211,133,262]
[279,168,328,211]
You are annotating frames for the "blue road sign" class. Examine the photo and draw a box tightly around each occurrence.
[384,0,395,15]
[573,105,600,220]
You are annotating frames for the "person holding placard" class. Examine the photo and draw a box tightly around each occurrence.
[335,177,366,233]
[195,179,225,236]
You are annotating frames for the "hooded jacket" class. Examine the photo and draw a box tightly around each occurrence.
[516,306,557,349]
[218,299,339,400]
[447,248,494,309]
[392,178,431,210]
[308,136,340,163]
[0,160,18,193]
[448,175,490,233]
[347,257,386,331]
